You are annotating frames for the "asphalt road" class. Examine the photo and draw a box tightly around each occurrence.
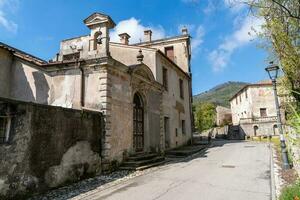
[76,140,271,200]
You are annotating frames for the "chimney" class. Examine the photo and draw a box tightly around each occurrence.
[182,27,188,35]
[144,30,152,42]
[119,33,131,45]
[84,13,116,58]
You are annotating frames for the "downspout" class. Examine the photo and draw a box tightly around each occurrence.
[5,105,11,143]
[78,61,85,108]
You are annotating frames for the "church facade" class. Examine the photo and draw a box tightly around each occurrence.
[0,13,193,166]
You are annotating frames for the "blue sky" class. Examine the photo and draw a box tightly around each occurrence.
[0,0,270,95]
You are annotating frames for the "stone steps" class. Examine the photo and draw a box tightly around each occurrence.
[165,145,207,158]
[119,153,165,170]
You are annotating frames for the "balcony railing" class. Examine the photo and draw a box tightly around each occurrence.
[239,116,277,124]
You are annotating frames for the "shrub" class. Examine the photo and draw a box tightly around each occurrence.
[279,181,300,200]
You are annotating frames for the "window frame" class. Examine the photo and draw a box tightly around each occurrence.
[179,78,184,99]
[260,108,267,117]
[164,46,174,61]
[182,120,186,134]
[162,67,168,91]
[0,117,7,144]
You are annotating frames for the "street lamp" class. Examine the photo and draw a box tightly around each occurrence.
[265,62,290,170]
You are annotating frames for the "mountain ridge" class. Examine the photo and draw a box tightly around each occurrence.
[193,81,249,107]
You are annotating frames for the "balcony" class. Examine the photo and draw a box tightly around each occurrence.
[239,116,277,124]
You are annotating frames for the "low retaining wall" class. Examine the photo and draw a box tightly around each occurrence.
[0,98,103,199]
[285,126,300,175]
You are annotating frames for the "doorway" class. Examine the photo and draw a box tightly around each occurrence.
[133,93,144,152]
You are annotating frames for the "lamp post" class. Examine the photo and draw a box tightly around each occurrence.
[265,62,290,170]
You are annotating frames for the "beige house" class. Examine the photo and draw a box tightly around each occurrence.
[0,13,193,166]
[230,82,284,137]
[216,106,232,126]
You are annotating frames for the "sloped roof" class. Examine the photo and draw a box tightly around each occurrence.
[0,42,47,65]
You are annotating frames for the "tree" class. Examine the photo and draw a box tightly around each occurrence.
[194,102,216,132]
[246,0,300,103]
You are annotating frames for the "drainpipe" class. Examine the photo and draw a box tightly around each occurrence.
[78,61,85,108]
[5,105,11,143]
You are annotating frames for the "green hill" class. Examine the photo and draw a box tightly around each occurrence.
[193,81,249,107]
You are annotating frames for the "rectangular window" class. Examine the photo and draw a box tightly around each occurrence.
[175,128,178,137]
[239,95,242,103]
[260,108,267,117]
[62,52,80,61]
[0,118,7,144]
[179,79,184,99]
[165,46,174,61]
[236,98,238,105]
[162,67,168,91]
[182,120,186,134]
[245,90,248,99]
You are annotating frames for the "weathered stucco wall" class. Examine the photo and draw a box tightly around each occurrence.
[106,68,133,162]
[231,85,280,125]
[146,39,190,73]
[0,49,12,98]
[110,44,157,78]
[49,69,82,109]
[0,99,102,199]
[10,58,51,104]
[239,121,279,137]
[160,54,192,149]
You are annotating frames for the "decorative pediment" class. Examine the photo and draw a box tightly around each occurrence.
[83,12,115,29]
[129,64,155,82]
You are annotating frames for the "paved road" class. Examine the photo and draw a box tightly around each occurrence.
[76,140,271,200]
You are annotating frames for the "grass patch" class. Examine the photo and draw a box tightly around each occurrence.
[279,180,300,200]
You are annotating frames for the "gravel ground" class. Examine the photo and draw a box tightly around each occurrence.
[28,170,140,200]
[28,145,209,200]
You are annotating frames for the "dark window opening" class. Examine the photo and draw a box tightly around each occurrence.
[254,125,259,136]
[260,108,267,117]
[165,46,174,61]
[0,118,7,144]
[63,52,80,61]
[175,128,178,137]
[179,79,184,99]
[182,120,186,134]
[163,67,168,91]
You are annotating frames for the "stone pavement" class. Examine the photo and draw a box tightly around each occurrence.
[31,140,272,200]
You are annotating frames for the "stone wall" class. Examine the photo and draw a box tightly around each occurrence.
[0,98,102,199]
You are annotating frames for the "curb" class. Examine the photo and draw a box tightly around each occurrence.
[270,144,277,200]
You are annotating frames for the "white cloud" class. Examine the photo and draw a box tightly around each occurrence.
[0,0,18,33]
[208,16,263,72]
[110,17,165,44]
[191,25,205,52]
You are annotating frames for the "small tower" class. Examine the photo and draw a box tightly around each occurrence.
[84,12,116,57]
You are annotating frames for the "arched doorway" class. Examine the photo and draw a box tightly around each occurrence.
[133,93,144,152]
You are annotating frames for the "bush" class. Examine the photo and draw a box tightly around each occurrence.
[279,181,300,200]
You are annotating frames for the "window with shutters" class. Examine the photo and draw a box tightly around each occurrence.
[165,46,174,61]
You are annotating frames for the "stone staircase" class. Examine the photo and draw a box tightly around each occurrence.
[165,145,207,158]
[119,153,165,171]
